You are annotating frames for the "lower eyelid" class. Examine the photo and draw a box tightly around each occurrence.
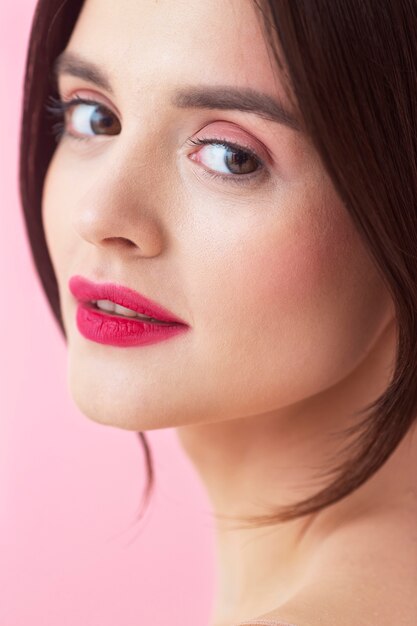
[190,144,266,184]
[191,158,268,188]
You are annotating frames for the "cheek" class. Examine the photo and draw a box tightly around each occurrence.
[197,190,391,409]
[247,206,356,319]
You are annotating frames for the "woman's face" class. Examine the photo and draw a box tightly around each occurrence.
[42,0,393,430]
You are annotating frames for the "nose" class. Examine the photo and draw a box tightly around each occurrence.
[72,152,166,259]
[73,204,164,258]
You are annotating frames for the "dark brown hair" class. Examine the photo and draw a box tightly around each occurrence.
[19,0,417,530]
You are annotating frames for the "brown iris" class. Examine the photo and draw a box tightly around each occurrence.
[224,147,257,175]
[84,104,121,135]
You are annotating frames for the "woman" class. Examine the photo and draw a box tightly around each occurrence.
[19,1,417,625]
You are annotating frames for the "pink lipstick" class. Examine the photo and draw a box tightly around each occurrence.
[68,275,190,347]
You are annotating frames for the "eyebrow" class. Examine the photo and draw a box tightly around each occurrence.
[53,50,302,131]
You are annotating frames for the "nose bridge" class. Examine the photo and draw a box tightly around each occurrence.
[72,126,168,256]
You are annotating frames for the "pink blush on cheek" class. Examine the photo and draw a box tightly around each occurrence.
[240,213,358,322]
[245,239,327,308]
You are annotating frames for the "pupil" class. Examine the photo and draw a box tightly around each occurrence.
[91,106,120,135]
[225,149,255,174]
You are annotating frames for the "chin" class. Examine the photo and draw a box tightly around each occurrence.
[67,368,186,433]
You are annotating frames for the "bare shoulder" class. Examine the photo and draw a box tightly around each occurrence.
[235,604,416,626]
[235,577,417,626]
[250,522,417,626]
[236,514,417,626]
[234,619,297,626]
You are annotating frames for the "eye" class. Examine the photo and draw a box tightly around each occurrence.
[45,94,121,142]
[186,137,266,186]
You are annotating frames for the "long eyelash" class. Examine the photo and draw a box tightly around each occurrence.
[44,95,266,186]
[45,94,100,143]
[186,137,265,186]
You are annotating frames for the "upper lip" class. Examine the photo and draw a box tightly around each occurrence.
[68,275,189,325]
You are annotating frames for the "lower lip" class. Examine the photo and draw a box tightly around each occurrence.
[75,302,189,347]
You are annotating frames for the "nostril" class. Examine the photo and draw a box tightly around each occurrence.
[105,237,138,249]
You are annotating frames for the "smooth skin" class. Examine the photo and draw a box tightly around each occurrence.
[42,1,417,625]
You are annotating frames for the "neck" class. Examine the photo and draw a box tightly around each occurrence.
[175,317,417,624]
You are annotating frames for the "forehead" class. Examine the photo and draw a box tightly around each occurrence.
[65,0,287,102]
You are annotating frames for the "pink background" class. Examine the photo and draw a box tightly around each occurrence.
[0,2,216,625]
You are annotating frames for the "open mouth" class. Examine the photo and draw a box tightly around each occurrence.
[87,300,178,325]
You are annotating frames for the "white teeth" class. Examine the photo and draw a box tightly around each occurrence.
[95,299,118,313]
[94,299,153,320]
[114,303,141,318]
